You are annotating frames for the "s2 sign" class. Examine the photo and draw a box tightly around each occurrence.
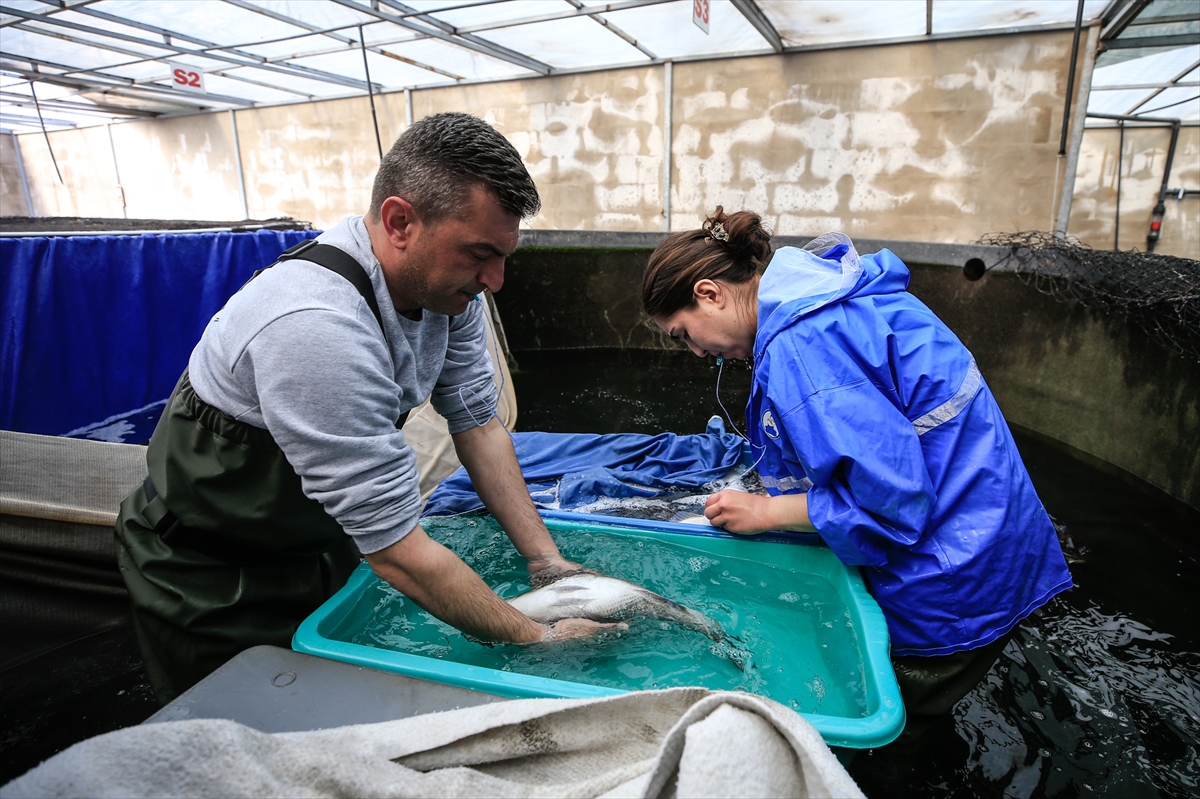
[168,63,206,94]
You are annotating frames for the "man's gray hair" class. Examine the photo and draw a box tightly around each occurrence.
[369,112,540,223]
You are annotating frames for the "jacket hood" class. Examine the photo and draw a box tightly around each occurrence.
[755,233,911,358]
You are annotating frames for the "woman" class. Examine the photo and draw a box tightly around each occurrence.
[641,208,1072,717]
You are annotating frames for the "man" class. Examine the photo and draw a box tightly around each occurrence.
[115,113,616,704]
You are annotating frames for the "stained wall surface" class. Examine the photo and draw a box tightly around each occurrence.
[108,113,245,222]
[414,67,665,232]
[906,266,1200,511]
[235,95,407,227]
[18,125,124,219]
[669,35,1069,241]
[0,134,30,217]
[1069,126,1200,254]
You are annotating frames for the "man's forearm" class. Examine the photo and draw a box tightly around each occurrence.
[365,525,545,643]
[452,418,559,560]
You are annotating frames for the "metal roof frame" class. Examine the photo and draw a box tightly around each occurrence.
[2,0,1195,134]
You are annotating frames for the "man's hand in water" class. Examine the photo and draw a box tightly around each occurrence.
[526,552,597,587]
[539,618,628,642]
[704,490,817,534]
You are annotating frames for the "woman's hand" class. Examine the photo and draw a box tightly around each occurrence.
[704,490,773,534]
[704,490,815,534]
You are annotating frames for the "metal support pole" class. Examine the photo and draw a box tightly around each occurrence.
[1054,23,1100,237]
[359,25,383,160]
[1147,120,1180,252]
[1115,120,1123,249]
[229,109,250,221]
[29,80,63,184]
[405,87,413,127]
[662,60,673,233]
[1059,0,1086,157]
[105,123,126,219]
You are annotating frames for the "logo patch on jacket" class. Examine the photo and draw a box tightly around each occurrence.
[762,410,780,440]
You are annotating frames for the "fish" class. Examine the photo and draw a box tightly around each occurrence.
[508,571,724,640]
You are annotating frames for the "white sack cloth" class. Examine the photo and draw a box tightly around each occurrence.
[2,688,863,799]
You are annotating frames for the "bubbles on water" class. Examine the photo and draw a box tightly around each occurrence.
[778,591,801,603]
[1029,710,1046,720]
[688,556,712,573]
[809,675,827,703]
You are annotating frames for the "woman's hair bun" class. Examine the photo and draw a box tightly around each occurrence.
[703,206,772,265]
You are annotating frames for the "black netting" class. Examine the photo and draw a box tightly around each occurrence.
[976,231,1200,363]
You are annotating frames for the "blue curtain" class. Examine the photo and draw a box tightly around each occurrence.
[1,229,319,438]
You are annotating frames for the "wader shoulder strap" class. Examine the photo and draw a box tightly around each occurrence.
[275,238,385,332]
[270,239,407,429]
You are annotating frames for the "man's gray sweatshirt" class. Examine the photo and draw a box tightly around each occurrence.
[188,215,498,554]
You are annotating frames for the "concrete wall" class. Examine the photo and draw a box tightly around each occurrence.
[1069,125,1200,254]
[11,115,245,222]
[668,35,1068,242]
[0,134,30,216]
[237,95,406,228]
[16,125,124,219]
[415,67,665,232]
[907,265,1200,513]
[109,113,245,221]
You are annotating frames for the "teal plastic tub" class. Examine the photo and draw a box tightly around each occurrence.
[293,515,904,749]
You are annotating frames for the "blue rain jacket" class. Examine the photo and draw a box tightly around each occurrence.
[748,234,1072,656]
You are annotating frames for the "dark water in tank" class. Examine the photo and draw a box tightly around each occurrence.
[511,348,1200,799]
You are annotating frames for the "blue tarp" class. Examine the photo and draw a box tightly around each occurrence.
[423,417,751,517]
[0,229,318,439]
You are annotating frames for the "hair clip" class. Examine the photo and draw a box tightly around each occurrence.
[705,221,729,242]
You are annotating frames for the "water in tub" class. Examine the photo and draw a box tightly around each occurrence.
[334,515,864,718]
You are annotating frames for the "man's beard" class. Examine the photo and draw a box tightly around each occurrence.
[391,254,470,317]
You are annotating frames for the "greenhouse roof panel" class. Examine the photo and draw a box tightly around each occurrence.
[3,0,1197,134]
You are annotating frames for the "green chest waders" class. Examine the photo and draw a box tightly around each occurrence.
[114,241,407,703]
